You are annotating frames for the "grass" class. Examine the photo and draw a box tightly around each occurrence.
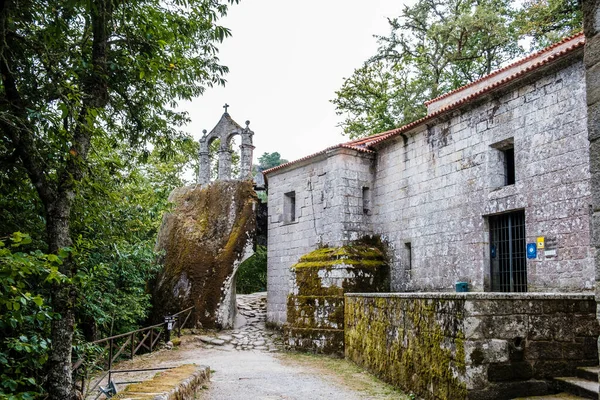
[278,352,413,400]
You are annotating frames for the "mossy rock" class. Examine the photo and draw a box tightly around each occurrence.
[290,243,390,297]
[286,241,390,356]
[151,181,257,328]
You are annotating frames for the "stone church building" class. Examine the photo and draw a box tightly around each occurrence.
[263,33,600,399]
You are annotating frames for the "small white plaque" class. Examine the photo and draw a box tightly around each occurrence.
[544,249,557,257]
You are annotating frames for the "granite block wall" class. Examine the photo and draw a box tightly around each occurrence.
[267,149,375,325]
[345,293,600,400]
[372,59,594,293]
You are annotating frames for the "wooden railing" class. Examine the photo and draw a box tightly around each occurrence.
[73,306,194,398]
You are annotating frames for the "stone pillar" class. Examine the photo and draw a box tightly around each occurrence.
[198,131,211,185]
[583,0,600,395]
[239,121,255,180]
[198,150,210,184]
[217,148,232,181]
[239,143,255,180]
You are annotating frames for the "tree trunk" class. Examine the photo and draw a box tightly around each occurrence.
[47,284,76,400]
[46,199,77,400]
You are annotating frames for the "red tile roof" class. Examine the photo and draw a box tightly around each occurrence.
[263,32,585,176]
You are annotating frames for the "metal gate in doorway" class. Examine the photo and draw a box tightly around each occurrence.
[489,211,527,292]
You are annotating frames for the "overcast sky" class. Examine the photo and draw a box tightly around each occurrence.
[179,0,408,163]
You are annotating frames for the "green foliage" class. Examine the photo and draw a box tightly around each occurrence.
[332,0,581,139]
[0,233,63,398]
[1,0,238,396]
[332,61,428,139]
[514,0,582,49]
[236,245,267,294]
[255,152,287,202]
[258,152,288,170]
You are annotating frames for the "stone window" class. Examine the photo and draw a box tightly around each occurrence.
[284,191,296,223]
[403,242,412,271]
[362,187,371,215]
[502,147,515,185]
[490,138,515,188]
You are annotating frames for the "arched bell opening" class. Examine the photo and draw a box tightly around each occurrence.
[207,136,221,182]
[226,133,242,180]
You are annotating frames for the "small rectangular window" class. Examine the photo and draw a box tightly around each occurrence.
[362,187,371,215]
[404,242,412,271]
[490,138,515,188]
[503,147,515,186]
[284,191,296,223]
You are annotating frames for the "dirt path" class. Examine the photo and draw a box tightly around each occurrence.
[90,293,408,400]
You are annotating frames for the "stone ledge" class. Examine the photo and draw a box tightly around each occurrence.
[115,364,210,400]
[345,292,595,301]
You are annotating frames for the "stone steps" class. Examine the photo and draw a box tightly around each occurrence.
[512,366,599,400]
[554,377,599,399]
[576,366,600,382]
[513,393,589,400]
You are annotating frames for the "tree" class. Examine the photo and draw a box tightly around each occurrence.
[514,0,582,49]
[334,0,566,139]
[0,0,238,398]
[258,152,288,170]
[332,61,428,138]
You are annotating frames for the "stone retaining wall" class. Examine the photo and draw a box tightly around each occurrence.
[345,293,599,400]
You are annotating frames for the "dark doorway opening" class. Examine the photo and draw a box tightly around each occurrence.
[489,211,527,292]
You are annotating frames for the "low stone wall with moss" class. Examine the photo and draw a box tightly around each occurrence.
[115,364,210,400]
[345,293,599,400]
[286,244,389,355]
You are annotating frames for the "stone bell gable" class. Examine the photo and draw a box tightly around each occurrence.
[198,105,255,184]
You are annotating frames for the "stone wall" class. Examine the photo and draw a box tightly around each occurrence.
[372,58,593,292]
[285,243,389,354]
[582,0,600,391]
[267,148,375,325]
[345,293,600,400]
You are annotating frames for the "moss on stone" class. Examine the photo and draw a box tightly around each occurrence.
[345,296,468,400]
[114,364,209,400]
[287,241,390,356]
[151,181,257,328]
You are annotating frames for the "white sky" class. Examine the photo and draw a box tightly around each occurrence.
[179,0,408,163]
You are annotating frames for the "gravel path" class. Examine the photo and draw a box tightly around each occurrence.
[90,293,401,400]
[190,293,369,399]
[196,347,369,400]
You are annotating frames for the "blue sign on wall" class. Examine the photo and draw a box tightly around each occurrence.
[527,243,537,259]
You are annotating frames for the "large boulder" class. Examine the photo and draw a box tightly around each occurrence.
[152,180,257,329]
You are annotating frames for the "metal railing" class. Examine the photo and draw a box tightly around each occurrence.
[73,306,194,398]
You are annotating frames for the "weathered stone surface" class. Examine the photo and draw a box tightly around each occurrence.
[151,181,257,329]
[197,111,254,184]
[266,148,376,325]
[583,2,600,38]
[345,293,599,400]
[285,243,389,355]
[117,364,210,400]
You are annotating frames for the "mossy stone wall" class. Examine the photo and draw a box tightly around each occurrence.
[286,244,389,355]
[345,293,600,400]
